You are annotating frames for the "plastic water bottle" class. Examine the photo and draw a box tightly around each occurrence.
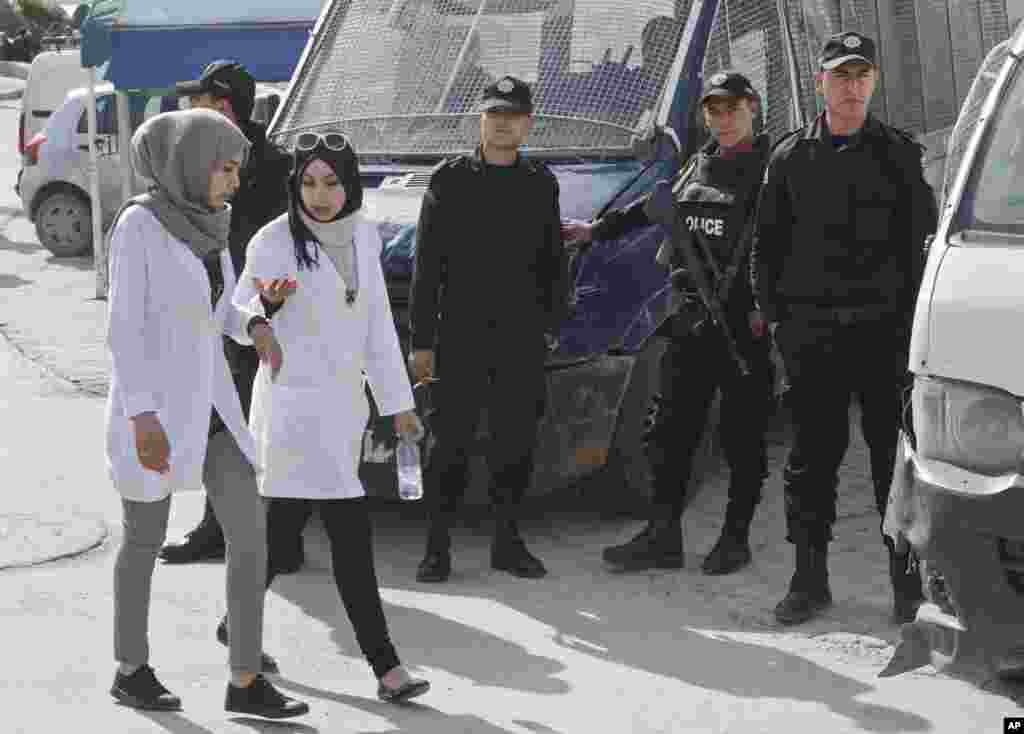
[396,426,425,501]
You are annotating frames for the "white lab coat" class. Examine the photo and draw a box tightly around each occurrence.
[104,206,260,502]
[232,213,414,499]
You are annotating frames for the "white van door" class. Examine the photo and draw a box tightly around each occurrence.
[72,93,126,223]
[23,51,90,145]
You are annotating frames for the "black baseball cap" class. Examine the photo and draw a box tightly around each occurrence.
[819,31,877,70]
[176,60,256,122]
[700,70,758,104]
[479,76,533,114]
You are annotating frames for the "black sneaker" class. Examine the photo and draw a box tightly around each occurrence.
[111,665,182,711]
[225,675,310,719]
[216,618,280,674]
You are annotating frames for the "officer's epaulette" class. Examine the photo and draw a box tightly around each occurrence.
[424,155,466,183]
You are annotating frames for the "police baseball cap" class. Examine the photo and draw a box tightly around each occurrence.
[479,76,533,114]
[176,60,256,122]
[819,31,877,70]
[700,70,757,104]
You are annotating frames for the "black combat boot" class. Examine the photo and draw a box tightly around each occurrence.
[491,517,547,578]
[159,499,225,563]
[701,532,751,575]
[887,540,925,624]
[774,544,832,625]
[602,514,683,571]
[701,503,754,575]
[416,520,452,583]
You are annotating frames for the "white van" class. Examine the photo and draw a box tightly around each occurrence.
[883,31,1024,678]
[18,49,89,157]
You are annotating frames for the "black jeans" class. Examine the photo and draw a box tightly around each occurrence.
[644,320,774,530]
[773,313,909,548]
[265,497,400,679]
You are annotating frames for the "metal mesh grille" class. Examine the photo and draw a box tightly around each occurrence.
[274,0,1014,157]
[273,0,690,156]
[700,0,802,143]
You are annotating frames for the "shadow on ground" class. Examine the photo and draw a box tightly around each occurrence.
[264,489,934,733]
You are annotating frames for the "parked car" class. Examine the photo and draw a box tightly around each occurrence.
[19,48,89,159]
[18,82,281,257]
[882,34,1024,681]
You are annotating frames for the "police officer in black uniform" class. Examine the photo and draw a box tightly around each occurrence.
[752,32,938,625]
[409,76,569,583]
[565,71,775,575]
[159,61,293,566]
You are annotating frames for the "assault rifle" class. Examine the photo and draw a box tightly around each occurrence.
[644,185,752,376]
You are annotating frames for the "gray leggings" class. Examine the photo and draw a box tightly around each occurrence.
[114,431,268,673]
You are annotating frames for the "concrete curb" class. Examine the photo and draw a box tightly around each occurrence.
[0,511,108,570]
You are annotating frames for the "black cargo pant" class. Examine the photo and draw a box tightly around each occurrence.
[772,310,910,549]
[645,318,775,530]
[423,350,547,543]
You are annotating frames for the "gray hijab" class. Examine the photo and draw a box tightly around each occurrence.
[127,109,250,260]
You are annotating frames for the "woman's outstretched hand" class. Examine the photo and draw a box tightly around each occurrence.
[255,277,298,305]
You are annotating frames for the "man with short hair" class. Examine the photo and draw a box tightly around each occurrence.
[752,32,938,626]
[159,60,293,568]
[409,76,569,583]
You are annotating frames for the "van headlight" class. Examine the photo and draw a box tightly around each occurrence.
[913,377,1024,476]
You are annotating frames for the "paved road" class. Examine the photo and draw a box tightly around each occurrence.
[0,97,1022,732]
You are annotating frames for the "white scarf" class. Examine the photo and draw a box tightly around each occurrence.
[300,208,361,304]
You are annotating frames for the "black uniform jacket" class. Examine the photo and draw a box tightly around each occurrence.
[593,135,771,332]
[751,113,938,324]
[409,148,569,372]
[223,120,292,418]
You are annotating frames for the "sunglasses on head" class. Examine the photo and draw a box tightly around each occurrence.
[294,132,350,153]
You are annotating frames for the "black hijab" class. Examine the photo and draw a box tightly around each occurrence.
[286,137,363,270]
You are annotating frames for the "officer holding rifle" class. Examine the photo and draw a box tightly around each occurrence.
[564,70,775,576]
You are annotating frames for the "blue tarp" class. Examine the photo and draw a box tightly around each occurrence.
[80,0,322,90]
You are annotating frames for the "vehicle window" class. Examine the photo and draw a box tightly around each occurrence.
[959,61,1024,236]
[76,93,117,135]
[946,41,1012,206]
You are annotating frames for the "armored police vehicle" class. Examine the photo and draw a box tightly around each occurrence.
[270,0,1007,503]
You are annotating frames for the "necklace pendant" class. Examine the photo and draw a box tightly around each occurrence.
[345,289,356,306]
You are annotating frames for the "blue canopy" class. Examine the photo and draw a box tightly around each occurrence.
[80,0,323,91]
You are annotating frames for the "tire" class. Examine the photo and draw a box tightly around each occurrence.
[34,187,92,257]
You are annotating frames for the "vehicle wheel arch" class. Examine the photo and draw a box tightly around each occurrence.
[30,180,90,220]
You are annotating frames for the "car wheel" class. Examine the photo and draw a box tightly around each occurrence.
[34,187,92,257]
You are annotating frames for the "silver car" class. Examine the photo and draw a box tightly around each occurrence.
[18,82,281,257]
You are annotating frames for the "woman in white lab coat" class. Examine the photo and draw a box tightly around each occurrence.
[105,109,308,719]
[233,132,430,703]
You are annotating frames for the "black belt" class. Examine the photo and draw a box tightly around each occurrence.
[784,303,902,325]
